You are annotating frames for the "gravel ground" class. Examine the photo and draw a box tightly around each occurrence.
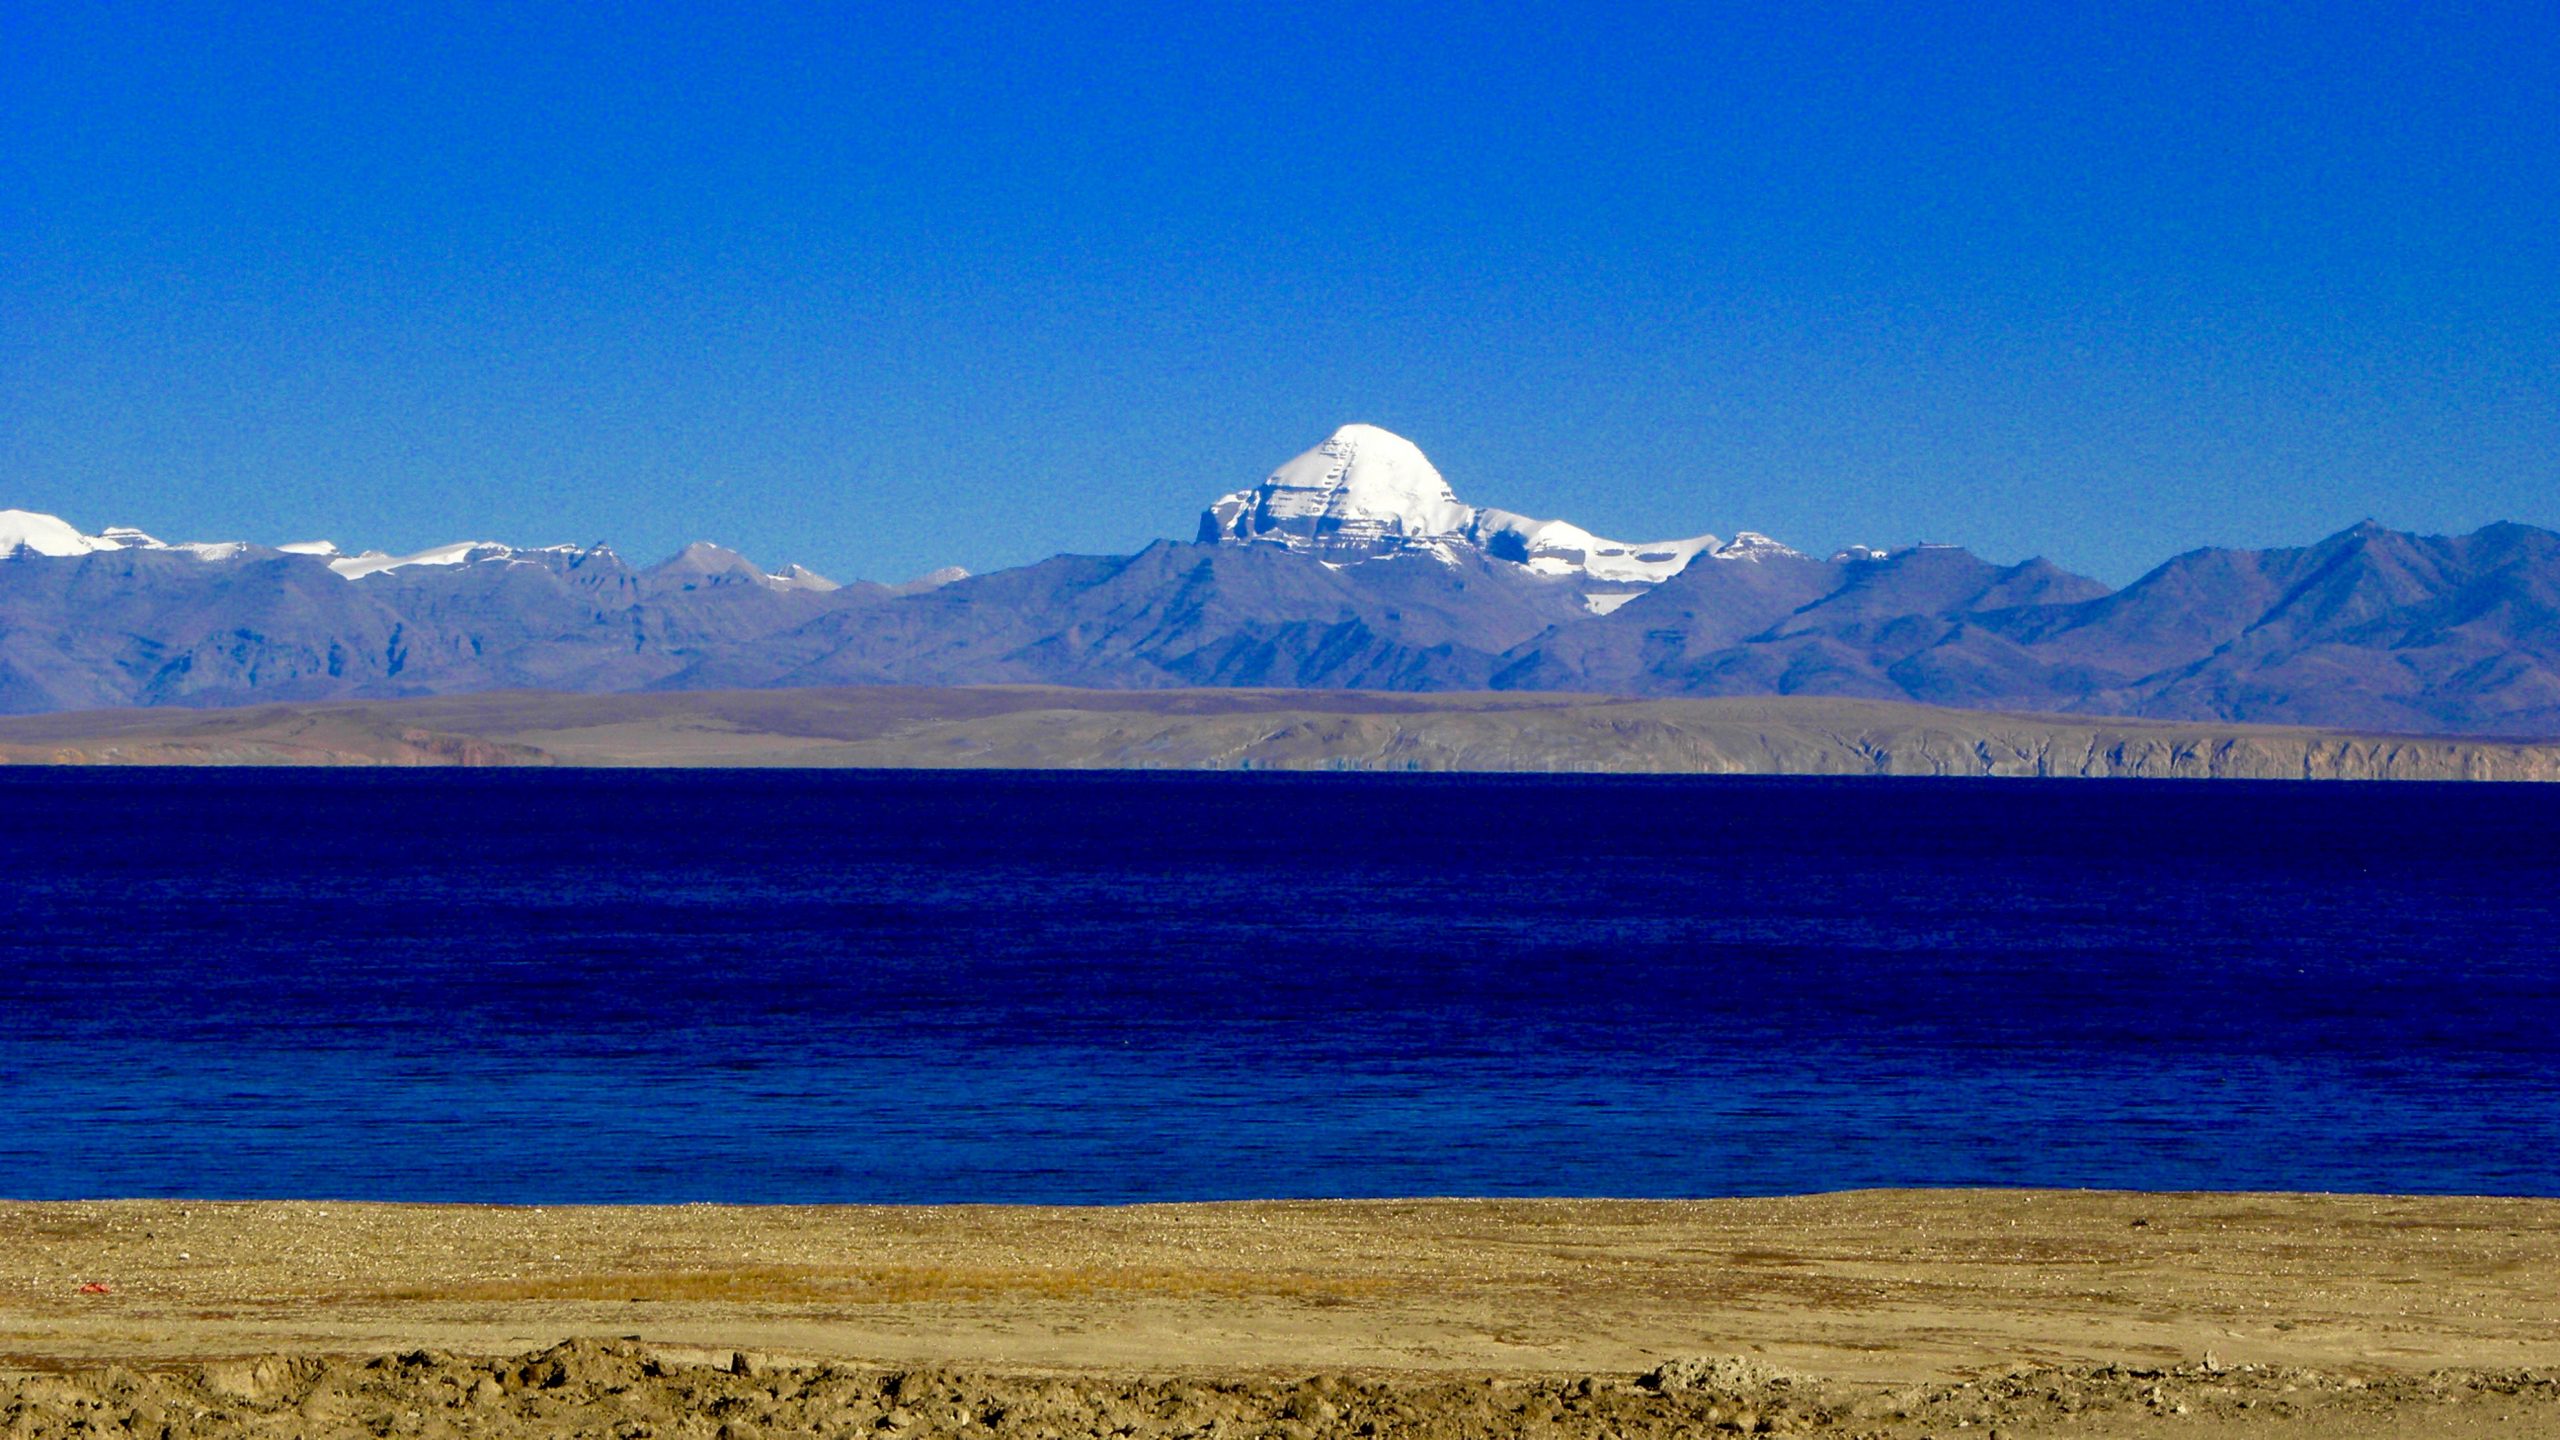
[5,1192,2556,1438]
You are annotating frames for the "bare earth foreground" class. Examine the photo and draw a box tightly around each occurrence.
[3,1194,2556,1438]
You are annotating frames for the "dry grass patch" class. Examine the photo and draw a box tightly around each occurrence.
[380,1263,1394,1306]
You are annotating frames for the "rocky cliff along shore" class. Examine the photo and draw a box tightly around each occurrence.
[1,688,2555,779]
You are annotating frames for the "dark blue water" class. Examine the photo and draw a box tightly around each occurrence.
[2,769,2555,1203]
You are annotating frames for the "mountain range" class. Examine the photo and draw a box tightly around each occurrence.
[5,424,2556,737]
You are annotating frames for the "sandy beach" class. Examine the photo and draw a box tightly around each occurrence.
[3,1190,2555,1436]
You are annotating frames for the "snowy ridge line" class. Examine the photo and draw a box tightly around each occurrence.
[0,509,855,592]
[13,422,1818,600]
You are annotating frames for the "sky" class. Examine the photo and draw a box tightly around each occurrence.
[4,2,2555,585]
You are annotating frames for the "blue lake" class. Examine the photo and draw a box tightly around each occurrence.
[1,768,2555,1203]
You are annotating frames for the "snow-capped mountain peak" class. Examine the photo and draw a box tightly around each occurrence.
[1198,423,1474,555]
[642,542,850,593]
[767,563,842,593]
[0,510,254,562]
[1196,425,1794,595]
[0,509,113,558]
[908,564,970,588]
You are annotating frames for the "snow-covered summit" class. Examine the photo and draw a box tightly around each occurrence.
[651,540,769,583]
[908,564,971,588]
[644,541,841,593]
[768,563,842,593]
[1,510,252,562]
[0,510,113,557]
[1197,423,1473,555]
[1196,425,1798,597]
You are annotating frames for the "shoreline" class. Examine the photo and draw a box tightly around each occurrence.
[3,686,2556,778]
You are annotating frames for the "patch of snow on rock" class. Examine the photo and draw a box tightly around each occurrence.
[1467,509,1721,584]
[329,541,517,579]
[766,563,841,592]
[1708,531,1805,562]
[888,565,971,596]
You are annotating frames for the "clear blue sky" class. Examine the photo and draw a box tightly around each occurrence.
[6,1,2555,584]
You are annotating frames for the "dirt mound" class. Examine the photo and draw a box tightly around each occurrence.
[191,1353,326,1403]
[502,1336,658,1392]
